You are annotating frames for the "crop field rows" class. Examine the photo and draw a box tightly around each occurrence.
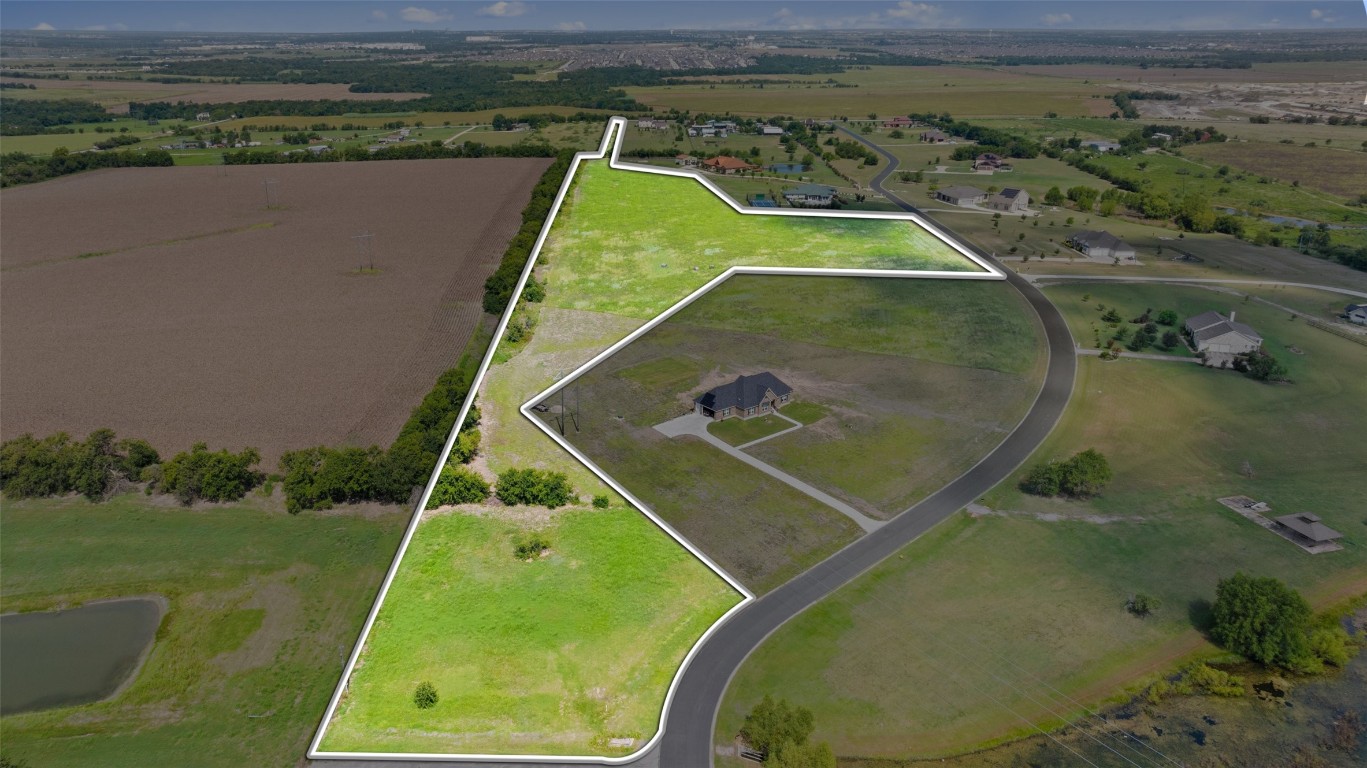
[0,158,550,466]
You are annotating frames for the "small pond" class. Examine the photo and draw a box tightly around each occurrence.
[0,596,165,714]
[767,163,808,174]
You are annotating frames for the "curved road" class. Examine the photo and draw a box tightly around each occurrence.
[655,127,1078,766]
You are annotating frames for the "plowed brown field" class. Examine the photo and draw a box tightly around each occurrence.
[1,158,550,467]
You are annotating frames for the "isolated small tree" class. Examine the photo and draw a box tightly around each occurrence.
[1161,330,1181,350]
[741,695,815,756]
[1128,593,1160,617]
[592,494,610,509]
[413,681,438,709]
[1156,309,1180,326]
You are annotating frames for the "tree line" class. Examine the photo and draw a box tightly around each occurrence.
[0,98,114,135]
[1,147,173,188]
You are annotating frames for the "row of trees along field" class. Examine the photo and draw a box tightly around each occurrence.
[0,147,173,188]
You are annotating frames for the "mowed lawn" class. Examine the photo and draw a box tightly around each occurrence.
[708,414,794,446]
[539,160,978,320]
[0,494,404,768]
[320,508,740,756]
[718,285,1367,760]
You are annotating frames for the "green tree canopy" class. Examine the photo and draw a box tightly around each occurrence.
[1210,572,1313,670]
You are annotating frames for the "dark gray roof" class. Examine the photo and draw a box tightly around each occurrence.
[1347,303,1367,313]
[696,372,792,412]
[1275,513,1342,543]
[937,185,986,200]
[1069,230,1129,250]
[1186,311,1261,343]
[783,183,836,198]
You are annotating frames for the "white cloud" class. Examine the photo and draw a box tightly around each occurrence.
[372,9,388,21]
[399,6,453,24]
[478,1,528,17]
[113,22,129,31]
[32,22,55,30]
[1041,13,1073,26]
[556,20,586,31]
[885,2,939,22]
[1310,9,1336,23]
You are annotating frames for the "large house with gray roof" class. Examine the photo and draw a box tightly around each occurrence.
[695,372,793,421]
[782,183,837,207]
[1184,311,1263,356]
[934,185,987,207]
[1067,230,1137,261]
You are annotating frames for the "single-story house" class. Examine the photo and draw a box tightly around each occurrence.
[758,125,786,136]
[195,112,212,122]
[701,155,759,174]
[1345,303,1367,325]
[1184,310,1263,355]
[987,188,1030,213]
[1083,140,1121,153]
[935,185,988,206]
[1150,132,1173,142]
[675,153,699,167]
[883,116,916,129]
[920,129,950,143]
[973,152,1011,171]
[1067,230,1137,260]
[782,183,837,207]
[306,144,331,154]
[1274,513,1343,545]
[695,372,793,421]
[636,118,671,130]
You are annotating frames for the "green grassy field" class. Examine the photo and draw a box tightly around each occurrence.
[718,283,1367,761]
[708,413,793,446]
[1181,141,1367,200]
[552,276,1046,590]
[625,65,1113,119]
[0,493,405,768]
[319,508,740,756]
[538,160,978,319]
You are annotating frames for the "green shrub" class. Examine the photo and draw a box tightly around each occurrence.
[513,534,550,560]
[1,428,163,501]
[413,681,438,709]
[1020,449,1111,498]
[495,468,575,508]
[1211,572,1313,670]
[1128,593,1160,617]
[592,494,610,509]
[158,443,262,505]
[427,465,491,509]
[741,695,818,758]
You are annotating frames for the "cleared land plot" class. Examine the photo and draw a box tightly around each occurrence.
[320,508,739,756]
[540,160,978,319]
[0,158,549,466]
[0,493,404,768]
[719,284,1367,761]
[548,276,1045,592]
[0,78,425,111]
[1182,141,1367,200]
[332,143,991,755]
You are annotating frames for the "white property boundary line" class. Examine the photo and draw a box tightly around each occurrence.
[308,116,1004,764]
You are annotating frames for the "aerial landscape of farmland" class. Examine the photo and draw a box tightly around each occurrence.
[2,7,1366,768]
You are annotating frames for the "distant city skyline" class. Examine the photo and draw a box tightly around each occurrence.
[4,1,1365,34]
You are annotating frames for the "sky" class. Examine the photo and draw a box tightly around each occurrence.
[3,1,1365,33]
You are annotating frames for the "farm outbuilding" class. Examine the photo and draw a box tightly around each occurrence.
[695,373,793,421]
[1273,513,1343,546]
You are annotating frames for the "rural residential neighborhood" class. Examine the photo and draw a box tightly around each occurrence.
[2,5,1366,768]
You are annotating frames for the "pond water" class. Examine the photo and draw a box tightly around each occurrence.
[0,597,165,714]
[767,163,808,174]
[1218,207,1363,230]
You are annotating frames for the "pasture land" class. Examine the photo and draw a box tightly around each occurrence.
[538,160,978,319]
[0,77,425,111]
[927,205,1367,294]
[550,275,1045,591]
[0,492,405,768]
[719,283,1367,761]
[1181,141,1367,200]
[319,507,739,756]
[625,65,1115,118]
[0,158,549,466]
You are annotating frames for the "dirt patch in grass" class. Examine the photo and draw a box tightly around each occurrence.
[0,158,549,467]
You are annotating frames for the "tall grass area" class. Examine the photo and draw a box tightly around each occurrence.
[0,493,404,768]
[717,284,1367,761]
[320,508,740,755]
[538,160,978,319]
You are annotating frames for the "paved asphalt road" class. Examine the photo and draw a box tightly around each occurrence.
[308,128,1077,768]
[653,127,1078,766]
